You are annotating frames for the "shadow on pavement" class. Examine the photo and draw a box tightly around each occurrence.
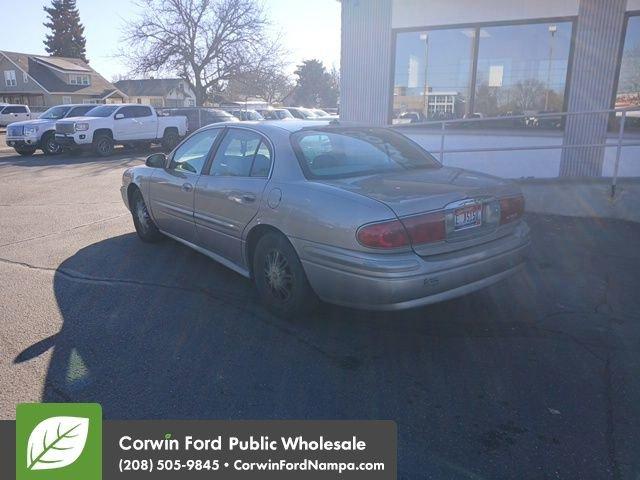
[16,214,640,478]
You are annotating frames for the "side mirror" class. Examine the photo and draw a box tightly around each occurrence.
[145,153,166,168]
[115,113,125,120]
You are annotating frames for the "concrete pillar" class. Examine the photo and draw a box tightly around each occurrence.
[560,0,627,177]
[340,0,393,125]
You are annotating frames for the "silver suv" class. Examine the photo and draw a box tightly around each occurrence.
[5,104,95,156]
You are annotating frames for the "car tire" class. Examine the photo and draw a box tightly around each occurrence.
[93,134,114,157]
[253,232,318,319]
[15,147,36,156]
[161,130,179,151]
[41,132,63,155]
[130,188,164,243]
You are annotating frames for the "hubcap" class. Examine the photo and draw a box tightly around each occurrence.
[99,139,110,154]
[135,198,151,233]
[264,250,293,301]
[47,138,60,153]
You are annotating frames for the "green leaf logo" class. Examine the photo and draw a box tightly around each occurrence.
[26,416,89,470]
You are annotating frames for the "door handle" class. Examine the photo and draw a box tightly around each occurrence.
[241,194,256,203]
[181,182,193,192]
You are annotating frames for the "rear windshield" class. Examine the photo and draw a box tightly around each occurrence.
[291,128,440,179]
[84,105,118,117]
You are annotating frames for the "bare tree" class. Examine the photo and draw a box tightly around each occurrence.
[225,67,294,104]
[121,0,285,106]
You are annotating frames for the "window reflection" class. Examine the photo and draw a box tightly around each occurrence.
[474,22,572,126]
[616,15,640,129]
[392,21,573,129]
[393,29,474,123]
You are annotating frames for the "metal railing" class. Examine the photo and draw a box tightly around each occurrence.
[392,106,640,197]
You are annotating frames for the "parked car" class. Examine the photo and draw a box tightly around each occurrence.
[163,107,238,133]
[5,104,96,156]
[227,109,264,121]
[393,111,427,124]
[121,120,530,318]
[284,107,318,120]
[54,104,188,156]
[310,108,338,120]
[258,108,294,120]
[0,104,31,127]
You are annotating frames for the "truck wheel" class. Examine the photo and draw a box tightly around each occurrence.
[15,147,36,157]
[93,134,114,157]
[41,132,63,155]
[252,232,319,319]
[161,130,179,151]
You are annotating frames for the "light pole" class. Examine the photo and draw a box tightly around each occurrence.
[420,32,429,120]
[544,24,557,111]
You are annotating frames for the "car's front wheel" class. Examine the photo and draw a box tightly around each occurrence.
[41,132,63,155]
[93,134,114,157]
[253,232,318,318]
[130,188,163,242]
[15,146,36,156]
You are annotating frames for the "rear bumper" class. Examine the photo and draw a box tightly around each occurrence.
[296,221,531,311]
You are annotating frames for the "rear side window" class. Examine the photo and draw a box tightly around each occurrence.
[291,128,440,179]
[210,129,271,177]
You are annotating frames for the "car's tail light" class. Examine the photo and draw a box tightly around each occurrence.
[357,220,410,248]
[500,195,525,224]
[401,211,446,245]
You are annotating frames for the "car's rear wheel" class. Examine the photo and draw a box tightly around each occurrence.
[15,146,36,156]
[93,134,114,157]
[41,132,63,155]
[253,232,318,318]
[130,188,163,243]
[161,130,179,151]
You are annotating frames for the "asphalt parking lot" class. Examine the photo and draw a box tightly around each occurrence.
[1,148,639,479]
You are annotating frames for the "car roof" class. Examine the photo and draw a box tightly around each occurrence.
[198,119,332,134]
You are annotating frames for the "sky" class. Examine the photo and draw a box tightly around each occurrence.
[1,0,341,81]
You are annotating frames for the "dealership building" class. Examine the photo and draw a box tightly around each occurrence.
[340,0,640,176]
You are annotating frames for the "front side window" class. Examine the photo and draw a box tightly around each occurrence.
[170,129,221,175]
[2,106,27,113]
[85,105,118,117]
[292,128,440,179]
[210,129,270,177]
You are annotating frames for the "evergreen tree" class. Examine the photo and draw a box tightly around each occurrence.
[43,0,88,62]
[292,60,339,108]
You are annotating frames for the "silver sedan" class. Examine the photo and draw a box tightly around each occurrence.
[121,120,530,317]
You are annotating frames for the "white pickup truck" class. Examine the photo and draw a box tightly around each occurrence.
[54,104,188,156]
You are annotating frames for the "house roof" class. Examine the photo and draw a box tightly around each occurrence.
[0,50,124,98]
[114,79,188,97]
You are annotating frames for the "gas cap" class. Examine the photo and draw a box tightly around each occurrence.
[267,188,282,209]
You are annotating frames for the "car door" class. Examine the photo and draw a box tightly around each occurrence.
[112,106,138,141]
[194,128,273,266]
[148,128,223,243]
[131,106,157,139]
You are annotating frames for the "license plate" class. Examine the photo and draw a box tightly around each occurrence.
[454,204,482,230]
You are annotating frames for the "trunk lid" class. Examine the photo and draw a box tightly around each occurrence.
[321,166,521,255]
[320,166,515,217]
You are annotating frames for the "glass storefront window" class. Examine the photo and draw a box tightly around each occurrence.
[474,22,572,123]
[616,15,640,129]
[393,21,573,128]
[393,28,475,123]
